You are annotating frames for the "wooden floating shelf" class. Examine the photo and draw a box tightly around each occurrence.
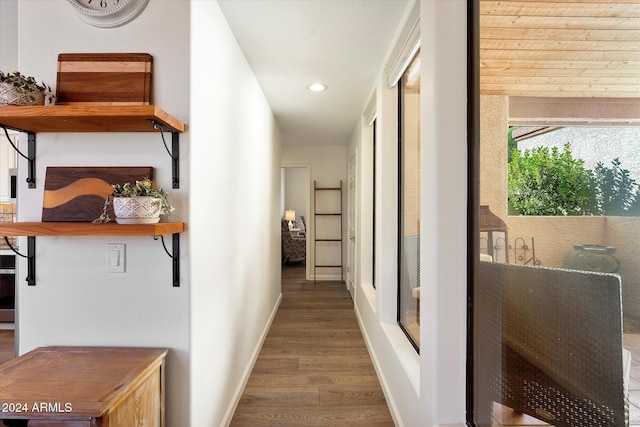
[0,222,184,237]
[0,105,185,133]
[0,222,184,287]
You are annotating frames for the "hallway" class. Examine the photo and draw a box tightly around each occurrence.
[230,263,393,426]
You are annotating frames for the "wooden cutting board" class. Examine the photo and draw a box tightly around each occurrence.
[42,167,153,222]
[56,53,152,105]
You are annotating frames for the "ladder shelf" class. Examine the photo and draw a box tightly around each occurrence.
[313,180,343,282]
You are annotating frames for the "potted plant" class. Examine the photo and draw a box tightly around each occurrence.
[0,71,56,106]
[93,179,174,224]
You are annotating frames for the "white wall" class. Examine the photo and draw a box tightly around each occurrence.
[518,127,640,182]
[283,167,307,219]
[281,145,347,281]
[419,1,467,422]
[10,1,282,426]
[0,0,18,72]
[191,1,282,425]
[0,1,19,202]
[348,1,468,425]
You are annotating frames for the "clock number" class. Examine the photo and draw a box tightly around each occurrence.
[85,0,112,8]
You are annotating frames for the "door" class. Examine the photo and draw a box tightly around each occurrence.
[346,152,357,298]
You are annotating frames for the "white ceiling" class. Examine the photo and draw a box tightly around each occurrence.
[218,0,409,146]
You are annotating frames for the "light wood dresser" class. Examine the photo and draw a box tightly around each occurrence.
[0,346,167,427]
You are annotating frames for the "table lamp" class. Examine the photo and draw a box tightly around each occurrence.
[285,209,295,230]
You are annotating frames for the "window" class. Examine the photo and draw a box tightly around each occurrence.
[472,103,640,425]
[372,118,377,289]
[398,50,421,351]
[473,117,636,427]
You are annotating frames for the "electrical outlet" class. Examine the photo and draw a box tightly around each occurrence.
[107,243,125,273]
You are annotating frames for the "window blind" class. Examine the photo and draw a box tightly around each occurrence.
[385,2,420,88]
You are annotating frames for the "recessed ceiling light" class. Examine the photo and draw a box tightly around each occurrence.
[308,83,328,92]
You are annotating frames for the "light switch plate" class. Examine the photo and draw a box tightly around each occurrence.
[107,243,125,273]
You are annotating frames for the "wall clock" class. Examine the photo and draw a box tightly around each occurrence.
[67,0,149,28]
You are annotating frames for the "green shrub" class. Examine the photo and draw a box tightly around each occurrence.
[508,143,595,216]
[591,158,638,216]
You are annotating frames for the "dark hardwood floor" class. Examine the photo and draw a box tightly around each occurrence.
[0,330,15,427]
[0,329,14,365]
[230,263,394,426]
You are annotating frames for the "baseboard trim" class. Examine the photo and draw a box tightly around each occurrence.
[354,303,404,427]
[312,273,343,281]
[221,291,283,426]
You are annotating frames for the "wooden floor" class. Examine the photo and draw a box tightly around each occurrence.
[230,263,394,426]
[0,329,15,427]
[0,330,14,365]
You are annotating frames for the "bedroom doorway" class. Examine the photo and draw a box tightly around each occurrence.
[281,166,310,280]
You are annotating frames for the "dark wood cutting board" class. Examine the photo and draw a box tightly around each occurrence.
[56,53,152,105]
[42,167,153,222]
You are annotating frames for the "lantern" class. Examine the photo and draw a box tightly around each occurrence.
[480,205,508,263]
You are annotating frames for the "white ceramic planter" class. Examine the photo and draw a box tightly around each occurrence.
[113,196,162,224]
[0,82,44,106]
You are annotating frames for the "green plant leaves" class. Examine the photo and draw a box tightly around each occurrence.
[508,143,594,216]
[508,143,640,217]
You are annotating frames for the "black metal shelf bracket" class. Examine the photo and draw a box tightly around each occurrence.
[1,126,36,188]
[3,236,36,286]
[149,120,180,189]
[154,233,180,287]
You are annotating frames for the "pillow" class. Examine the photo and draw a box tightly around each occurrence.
[294,216,306,233]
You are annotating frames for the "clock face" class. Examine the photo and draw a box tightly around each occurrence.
[67,0,149,27]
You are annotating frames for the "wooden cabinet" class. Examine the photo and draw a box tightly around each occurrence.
[0,346,168,427]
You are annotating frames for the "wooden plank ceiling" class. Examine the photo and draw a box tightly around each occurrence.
[480,0,640,97]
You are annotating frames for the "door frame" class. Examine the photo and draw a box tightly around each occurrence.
[346,151,358,299]
[281,164,312,280]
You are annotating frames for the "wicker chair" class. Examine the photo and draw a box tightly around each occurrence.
[281,216,306,263]
[476,262,628,427]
